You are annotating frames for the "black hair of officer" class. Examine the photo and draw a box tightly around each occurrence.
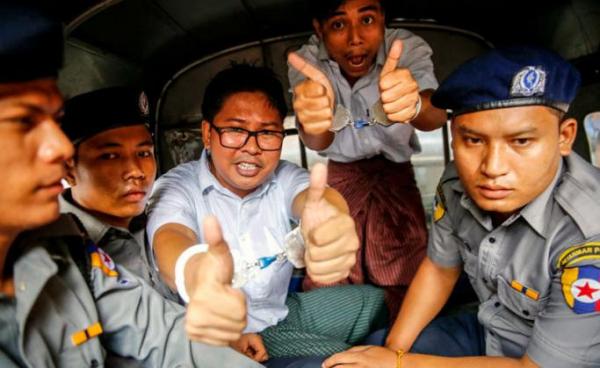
[309,0,388,23]
[201,64,288,122]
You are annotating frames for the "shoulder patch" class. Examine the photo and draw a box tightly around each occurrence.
[87,244,118,277]
[433,184,446,222]
[557,242,600,269]
[561,265,600,314]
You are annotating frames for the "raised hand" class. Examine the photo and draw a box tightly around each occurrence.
[379,39,421,123]
[185,216,247,346]
[288,52,335,135]
[301,163,358,284]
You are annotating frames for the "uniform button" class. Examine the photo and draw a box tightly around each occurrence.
[90,359,99,368]
[489,331,495,337]
[489,237,496,243]
[482,278,487,283]
[522,310,530,316]
[494,302,501,308]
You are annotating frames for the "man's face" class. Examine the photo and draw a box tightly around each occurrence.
[0,78,73,232]
[314,0,385,85]
[451,106,577,221]
[68,125,156,228]
[202,91,283,198]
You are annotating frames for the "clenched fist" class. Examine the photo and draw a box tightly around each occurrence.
[288,52,335,135]
[184,216,247,346]
[301,163,359,284]
[379,39,421,123]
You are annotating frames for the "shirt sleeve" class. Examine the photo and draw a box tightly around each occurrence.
[388,28,439,91]
[427,181,463,268]
[275,160,310,220]
[146,166,200,248]
[526,243,600,368]
[91,260,262,367]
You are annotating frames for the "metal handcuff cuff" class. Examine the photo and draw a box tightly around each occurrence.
[329,97,421,132]
[231,226,306,288]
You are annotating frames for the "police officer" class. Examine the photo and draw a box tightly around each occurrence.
[60,87,177,301]
[323,46,600,368]
[0,3,261,367]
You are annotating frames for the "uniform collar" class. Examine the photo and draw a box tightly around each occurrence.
[59,190,139,244]
[198,150,277,200]
[316,35,330,61]
[518,159,563,237]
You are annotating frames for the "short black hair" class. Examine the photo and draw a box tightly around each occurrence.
[309,0,386,23]
[201,64,288,122]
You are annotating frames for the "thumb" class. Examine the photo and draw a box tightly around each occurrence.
[203,215,225,246]
[288,52,335,107]
[307,162,328,204]
[202,215,233,284]
[380,39,403,77]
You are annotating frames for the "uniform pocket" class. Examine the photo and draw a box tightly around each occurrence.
[497,276,546,321]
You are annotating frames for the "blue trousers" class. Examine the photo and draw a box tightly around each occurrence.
[411,312,486,356]
[265,313,484,367]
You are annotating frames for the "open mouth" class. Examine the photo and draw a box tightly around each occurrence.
[236,161,261,177]
[345,54,369,72]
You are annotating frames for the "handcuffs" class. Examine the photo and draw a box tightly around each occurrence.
[231,226,305,288]
[330,97,421,132]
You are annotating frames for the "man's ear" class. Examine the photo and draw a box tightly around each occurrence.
[449,118,458,151]
[558,117,578,156]
[312,19,323,40]
[201,120,211,151]
[64,158,77,187]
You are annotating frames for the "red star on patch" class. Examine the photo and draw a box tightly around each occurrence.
[576,281,599,299]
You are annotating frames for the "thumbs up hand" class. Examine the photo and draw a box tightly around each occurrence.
[300,163,358,284]
[379,40,421,123]
[288,52,335,135]
[185,216,247,346]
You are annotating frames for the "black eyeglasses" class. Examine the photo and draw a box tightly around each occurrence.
[209,121,285,151]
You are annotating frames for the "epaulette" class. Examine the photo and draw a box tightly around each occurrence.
[555,154,600,238]
[21,213,87,240]
[31,214,94,293]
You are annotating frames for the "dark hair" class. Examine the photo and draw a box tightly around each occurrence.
[309,0,386,23]
[201,64,288,122]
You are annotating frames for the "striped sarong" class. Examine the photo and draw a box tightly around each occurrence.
[260,285,387,358]
[303,156,428,317]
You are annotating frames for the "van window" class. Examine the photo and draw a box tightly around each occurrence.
[584,112,600,167]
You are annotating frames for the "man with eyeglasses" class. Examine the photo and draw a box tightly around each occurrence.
[147,64,388,365]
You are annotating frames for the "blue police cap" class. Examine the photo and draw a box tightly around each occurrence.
[0,2,63,83]
[432,46,581,116]
[62,87,151,145]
